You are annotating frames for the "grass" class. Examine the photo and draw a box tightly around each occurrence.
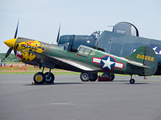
[0,63,160,77]
[0,71,130,76]
[0,63,80,75]
[1,71,160,77]
[0,71,80,75]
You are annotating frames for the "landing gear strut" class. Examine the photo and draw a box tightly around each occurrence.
[80,72,98,82]
[33,67,55,84]
[129,75,135,84]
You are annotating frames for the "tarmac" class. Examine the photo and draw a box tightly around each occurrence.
[0,74,161,120]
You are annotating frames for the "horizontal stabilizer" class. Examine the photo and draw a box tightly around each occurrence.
[126,60,151,69]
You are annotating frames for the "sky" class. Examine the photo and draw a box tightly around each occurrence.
[0,0,161,53]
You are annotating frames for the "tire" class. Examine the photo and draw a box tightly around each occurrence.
[80,73,90,82]
[102,73,115,81]
[33,72,45,84]
[90,73,98,82]
[110,74,115,81]
[130,79,135,84]
[44,72,55,84]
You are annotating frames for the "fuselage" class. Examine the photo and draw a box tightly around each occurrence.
[4,37,158,77]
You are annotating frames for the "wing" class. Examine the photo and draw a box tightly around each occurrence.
[30,51,97,72]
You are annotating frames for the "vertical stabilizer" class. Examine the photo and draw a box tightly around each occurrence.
[125,46,158,76]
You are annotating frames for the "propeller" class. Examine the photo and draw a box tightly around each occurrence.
[56,23,61,43]
[4,46,13,59]
[14,20,19,39]
[4,21,19,60]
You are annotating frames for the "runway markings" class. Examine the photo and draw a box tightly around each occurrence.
[50,103,76,106]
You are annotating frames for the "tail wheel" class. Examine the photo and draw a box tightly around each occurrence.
[33,72,45,84]
[80,73,90,82]
[90,73,98,82]
[130,79,135,84]
[44,72,55,84]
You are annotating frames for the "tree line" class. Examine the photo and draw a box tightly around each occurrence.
[0,53,19,62]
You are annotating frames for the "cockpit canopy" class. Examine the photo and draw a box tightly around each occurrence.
[112,22,139,37]
[77,45,92,57]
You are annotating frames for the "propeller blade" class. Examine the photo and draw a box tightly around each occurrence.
[5,46,13,59]
[14,50,17,56]
[96,40,98,49]
[14,20,19,39]
[56,23,61,43]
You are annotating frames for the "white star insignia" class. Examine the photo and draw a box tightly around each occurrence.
[102,57,115,70]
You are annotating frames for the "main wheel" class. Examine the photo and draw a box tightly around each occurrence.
[33,72,45,84]
[80,73,90,82]
[90,73,98,82]
[44,72,55,84]
[102,73,115,81]
[130,79,135,84]
[110,74,115,81]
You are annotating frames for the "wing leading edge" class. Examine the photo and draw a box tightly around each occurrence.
[30,51,95,72]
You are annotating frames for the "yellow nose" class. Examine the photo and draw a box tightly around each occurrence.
[4,38,17,48]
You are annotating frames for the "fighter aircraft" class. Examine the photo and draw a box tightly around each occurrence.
[58,22,161,80]
[4,22,158,84]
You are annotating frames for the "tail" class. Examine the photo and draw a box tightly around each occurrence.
[125,46,158,76]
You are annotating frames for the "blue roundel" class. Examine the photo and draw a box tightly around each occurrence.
[100,56,116,71]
